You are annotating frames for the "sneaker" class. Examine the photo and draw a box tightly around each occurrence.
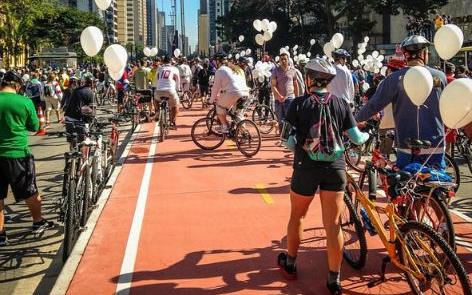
[277,252,297,280]
[32,219,55,234]
[0,231,8,246]
[326,281,342,295]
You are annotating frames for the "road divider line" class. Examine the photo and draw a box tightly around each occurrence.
[256,183,274,205]
[115,123,159,295]
[455,236,472,253]
[51,124,143,295]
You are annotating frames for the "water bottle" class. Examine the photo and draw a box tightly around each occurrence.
[360,208,377,236]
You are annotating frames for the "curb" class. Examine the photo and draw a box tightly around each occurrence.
[50,125,142,295]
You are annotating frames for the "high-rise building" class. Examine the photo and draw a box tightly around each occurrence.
[165,25,176,53]
[146,0,157,46]
[198,10,210,56]
[208,0,232,48]
[157,11,166,52]
[117,0,128,43]
[122,0,147,46]
[105,0,118,44]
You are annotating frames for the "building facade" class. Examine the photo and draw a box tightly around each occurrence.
[158,11,167,52]
[198,12,210,56]
[146,0,157,46]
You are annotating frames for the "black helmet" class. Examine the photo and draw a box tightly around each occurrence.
[238,56,249,64]
[332,49,350,59]
[213,52,227,61]
[2,71,24,86]
[400,35,430,52]
[162,54,171,63]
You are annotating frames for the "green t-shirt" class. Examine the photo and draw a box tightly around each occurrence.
[0,91,39,158]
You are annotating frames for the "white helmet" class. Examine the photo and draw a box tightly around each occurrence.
[0,69,6,74]
[22,74,30,82]
[305,58,336,81]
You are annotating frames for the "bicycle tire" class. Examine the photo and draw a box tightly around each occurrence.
[345,144,364,173]
[341,192,368,269]
[235,119,261,157]
[181,91,193,109]
[159,110,165,142]
[191,117,225,150]
[252,105,276,135]
[462,144,472,174]
[91,155,101,205]
[398,221,471,295]
[79,166,91,227]
[444,153,460,192]
[63,179,77,262]
[408,190,456,250]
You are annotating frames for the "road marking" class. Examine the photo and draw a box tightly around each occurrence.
[450,208,472,223]
[455,236,472,253]
[51,124,143,295]
[225,139,235,147]
[115,123,159,295]
[256,183,274,204]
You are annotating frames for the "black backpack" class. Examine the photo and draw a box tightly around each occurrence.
[25,82,41,98]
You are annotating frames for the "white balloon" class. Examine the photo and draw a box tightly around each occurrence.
[310,39,316,46]
[293,44,299,50]
[228,54,233,59]
[174,48,181,57]
[378,55,384,61]
[235,54,240,60]
[238,35,245,42]
[80,26,103,57]
[143,47,151,57]
[323,42,335,57]
[263,30,273,42]
[362,82,370,92]
[434,24,464,60]
[374,68,380,74]
[360,42,367,49]
[440,79,472,128]
[150,47,158,56]
[261,19,270,31]
[372,51,379,58]
[269,21,277,33]
[246,48,251,55]
[403,66,433,107]
[253,19,262,32]
[240,50,246,57]
[104,44,127,72]
[255,34,265,46]
[366,55,373,61]
[380,66,387,76]
[95,0,111,10]
[293,51,297,56]
[364,36,370,43]
[331,33,344,49]
[358,55,364,61]
[275,56,280,62]
[352,59,359,68]
[357,48,365,55]
[108,67,124,81]
[307,52,311,57]
[285,46,290,51]
[294,56,299,62]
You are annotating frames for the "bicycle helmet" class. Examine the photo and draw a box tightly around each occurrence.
[238,56,249,64]
[400,35,430,52]
[305,58,337,80]
[1,71,24,86]
[213,52,228,61]
[332,49,351,59]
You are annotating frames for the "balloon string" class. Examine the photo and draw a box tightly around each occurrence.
[417,106,420,139]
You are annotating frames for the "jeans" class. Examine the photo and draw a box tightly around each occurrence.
[275,98,293,133]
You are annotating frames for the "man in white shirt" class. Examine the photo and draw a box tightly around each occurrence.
[327,49,355,106]
[210,53,249,133]
[155,55,181,127]
[177,57,192,92]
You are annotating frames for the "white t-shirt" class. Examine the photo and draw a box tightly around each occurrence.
[327,63,355,104]
[210,66,249,102]
[178,64,192,81]
[156,64,181,92]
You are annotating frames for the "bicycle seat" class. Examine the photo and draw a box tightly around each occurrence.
[405,138,431,150]
[386,170,412,186]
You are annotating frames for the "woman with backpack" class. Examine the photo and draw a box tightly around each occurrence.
[44,73,63,126]
[277,58,368,294]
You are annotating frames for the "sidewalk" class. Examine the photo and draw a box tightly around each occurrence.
[0,110,133,295]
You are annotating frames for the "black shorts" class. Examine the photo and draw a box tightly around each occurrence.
[117,89,125,104]
[137,90,153,103]
[291,167,346,196]
[199,85,209,96]
[0,155,38,202]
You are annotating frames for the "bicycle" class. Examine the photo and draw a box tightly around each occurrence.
[157,95,171,142]
[191,103,262,157]
[243,93,277,135]
[452,130,472,174]
[180,88,195,110]
[97,79,116,106]
[121,92,139,131]
[341,170,471,294]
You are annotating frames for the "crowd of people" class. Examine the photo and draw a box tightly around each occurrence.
[1,31,472,294]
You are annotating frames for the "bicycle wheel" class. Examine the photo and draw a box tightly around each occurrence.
[345,144,364,173]
[398,221,471,295]
[181,91,192,109]
[235,119,261,157]
[78,166,92,227]
[252,105,276,135]
[444,153,460,192]
[341,192,368,269]
[159,109,166,142]
[460,142,472,174]
[191,117,225,150]
[91,155,102,205]
[63,179,78,262]
[405,190,455,250]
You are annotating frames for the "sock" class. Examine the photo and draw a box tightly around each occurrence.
[286,254,297,267]
[328,271,340,285]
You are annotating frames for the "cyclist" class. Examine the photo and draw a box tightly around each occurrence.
[134,61,153,121]
[278,58,368,294]
[327,49,355,106]
[155,55,181,128]
[178,57,192,93]
[116,69,130,113]
[209,53,249,133]
[356,35,447,169]
[197,60,211,102]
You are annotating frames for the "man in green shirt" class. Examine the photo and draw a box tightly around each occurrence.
[0,71,54,246]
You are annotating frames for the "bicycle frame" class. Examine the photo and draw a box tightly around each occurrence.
[346,172,436,281]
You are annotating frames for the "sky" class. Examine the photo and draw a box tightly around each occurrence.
[158,0,199,51]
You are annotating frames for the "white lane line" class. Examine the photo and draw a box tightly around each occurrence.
[115,123,159,295]
[455,236,472,252]
[450,208,472,223]
[51,124,143,295]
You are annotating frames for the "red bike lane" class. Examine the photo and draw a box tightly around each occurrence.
[66,106,472,295]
